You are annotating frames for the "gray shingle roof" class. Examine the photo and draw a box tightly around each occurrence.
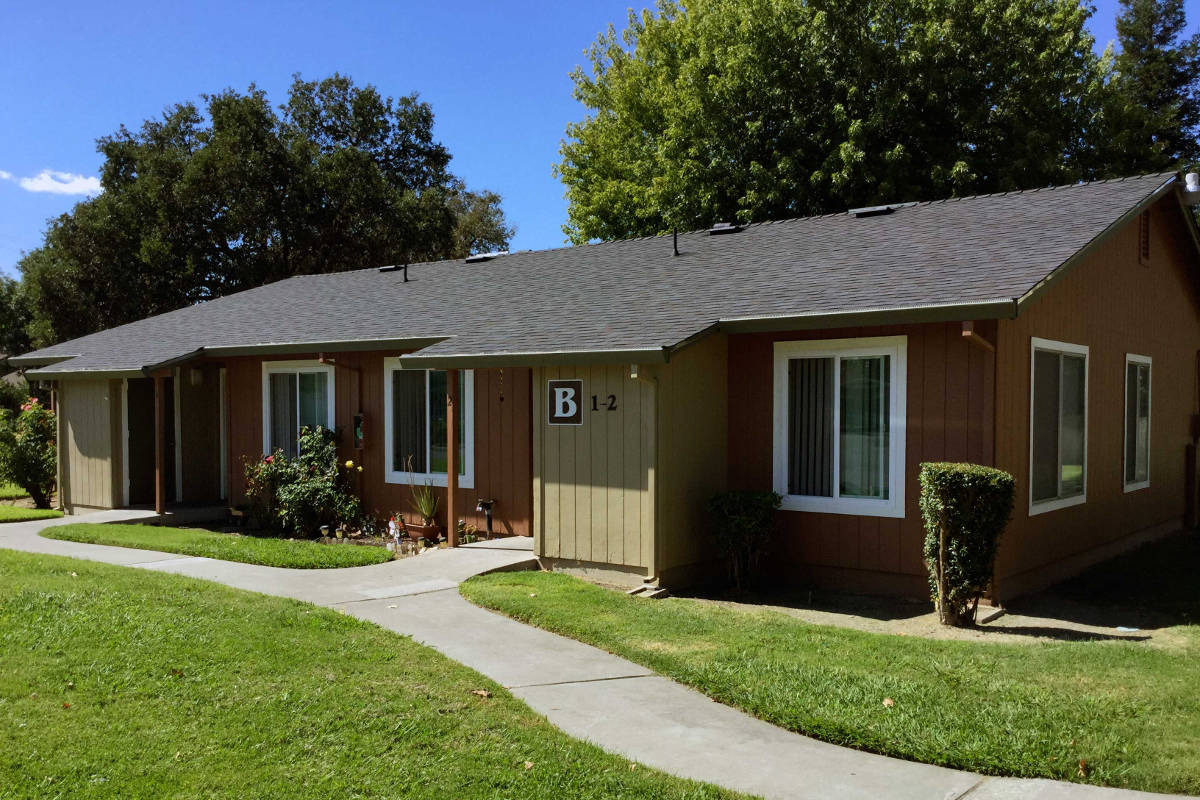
[14,172,1181,375]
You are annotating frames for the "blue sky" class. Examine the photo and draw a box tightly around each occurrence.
[0,0,1125,278]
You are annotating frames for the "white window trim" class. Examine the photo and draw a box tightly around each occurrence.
[382,358,475,489]
[1123,353,1152,493]
[261,360,336,456]
[772,336,907,518]
[1028,337,1089,516]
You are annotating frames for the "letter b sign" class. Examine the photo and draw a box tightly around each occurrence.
[547,379,583,426]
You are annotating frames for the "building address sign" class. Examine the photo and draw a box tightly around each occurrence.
[546,379,618,426]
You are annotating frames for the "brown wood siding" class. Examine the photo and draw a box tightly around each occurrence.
[177,365,223,504]
[727,321,996,595]
[992,197,1200,598]
[224,353,532,535]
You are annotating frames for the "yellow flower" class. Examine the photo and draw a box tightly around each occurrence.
[344,460,354,469]
[356,466,363,473]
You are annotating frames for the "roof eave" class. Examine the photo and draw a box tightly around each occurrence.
[717,299,1018,334]
[25,368,145,381]
[6,353,77,368]
[398,347,671,369]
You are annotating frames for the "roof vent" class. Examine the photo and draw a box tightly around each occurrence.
[464,250,509,264]
[708,221,743,235]
[848,202,919,218]
[378,264,409,282]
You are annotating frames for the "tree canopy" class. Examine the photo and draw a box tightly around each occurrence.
[1090,0,1200,175]
[19,74,514,348]
[557,0,1200,243]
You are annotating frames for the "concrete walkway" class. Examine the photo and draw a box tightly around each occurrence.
[0,511,1183,800]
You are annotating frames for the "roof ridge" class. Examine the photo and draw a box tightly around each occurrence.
[336,172,1181,271]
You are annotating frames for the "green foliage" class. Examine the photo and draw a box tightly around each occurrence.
[1089,0,1200,175]
[707,489,781,590]
[559,0,1103,242]
[0,398,56,509]
[0,276,31,367]
[243,426,362,537]
[463,569,1200,794]
[43,523,391,568]
[409,475,440,525]
[0,375,31,415]
[919,463,1015,626]
[0,550,738,798]
[18,74,514,348]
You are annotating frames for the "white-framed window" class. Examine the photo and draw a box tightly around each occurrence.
[1029,338,1088,515]
[261,360,335,457]
[383,358,474,488]
[772,336,907,518]
[1123,353,1151,492]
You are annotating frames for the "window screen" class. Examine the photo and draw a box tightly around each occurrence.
[1031,347,1087,504]
[1125,360,1150,485]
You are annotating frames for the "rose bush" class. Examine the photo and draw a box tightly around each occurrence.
[0,398,57,508]
[243,426,361,536]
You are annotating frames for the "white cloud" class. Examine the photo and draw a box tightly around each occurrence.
[0,170,12,181]
[16,169,101,196]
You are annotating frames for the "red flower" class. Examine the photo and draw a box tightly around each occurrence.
[264,455,274,464]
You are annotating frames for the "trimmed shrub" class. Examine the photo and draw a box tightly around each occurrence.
[243,426,362,537]
[919,462,1014,626]
[707,490,781,590]
[0,398,57,509]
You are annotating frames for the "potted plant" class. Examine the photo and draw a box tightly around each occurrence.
[406,476,441,542]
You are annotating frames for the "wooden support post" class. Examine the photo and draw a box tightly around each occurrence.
[154,374,165,517]
[446,369,459,547]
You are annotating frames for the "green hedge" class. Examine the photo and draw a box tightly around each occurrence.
[707,490,781,590]
[919,463,1014,626]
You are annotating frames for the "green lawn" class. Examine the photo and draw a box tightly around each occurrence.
[0,481,28,500]
[462,540,1200,795]
[41,523,393,569]
[0,550,737,799]
[0,506,62,523]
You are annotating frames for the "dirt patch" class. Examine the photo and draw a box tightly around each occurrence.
[687,590,1181,646]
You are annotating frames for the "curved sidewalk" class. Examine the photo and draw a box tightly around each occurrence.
[0,510,1183,800]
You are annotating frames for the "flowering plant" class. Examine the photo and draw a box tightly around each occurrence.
[0,398,56,508]
[242,426,361,536]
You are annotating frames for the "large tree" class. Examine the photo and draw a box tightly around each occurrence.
[557,0,1106,242]
[0,277,31,368]
[19,74,514,348]
[1090,0,1200,175]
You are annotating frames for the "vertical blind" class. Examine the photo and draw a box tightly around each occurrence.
[1125,361,1150,484]
[788,357,834,496]
[787,354,889,500]
[840,356,889,499]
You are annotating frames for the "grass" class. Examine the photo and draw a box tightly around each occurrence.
[0,506,63,523]
[0,549,737,799]
[0,482,28,500]
[462,534,1200,795]
[41,523,394,569]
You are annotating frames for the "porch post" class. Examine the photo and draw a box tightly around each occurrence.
[446,369,459,547]
[154,374,165,516]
